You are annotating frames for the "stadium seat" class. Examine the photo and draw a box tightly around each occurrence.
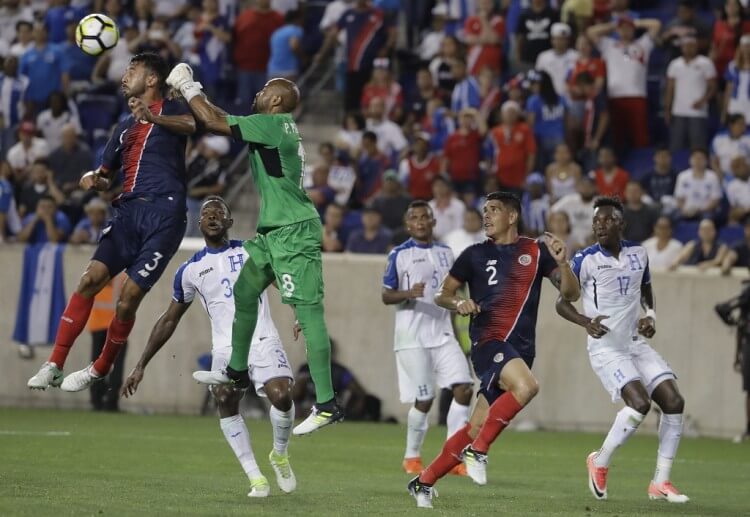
[719,225,744,246]
[674,221,700,244]
[671,149,691,172]
[76,94,120,144]
[622,147,655,180]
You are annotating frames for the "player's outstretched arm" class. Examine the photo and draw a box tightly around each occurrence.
[166,63,231,136]
[544,232,580,302]
[128,97,197,135]
[121,301,191,397]
[435,274,480,315]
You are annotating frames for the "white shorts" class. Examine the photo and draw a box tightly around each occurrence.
[212,338,294,397]
[395,342,473,404]
[589,339,676,402]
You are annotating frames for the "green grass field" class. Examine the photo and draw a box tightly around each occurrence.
[1,408,748,516]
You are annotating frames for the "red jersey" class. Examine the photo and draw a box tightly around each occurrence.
[464,15,505,76]
[712,20,750,76]
[233,9,284,71]
[400,154,441,200]
[594,167,630,199]
[443,130,482,182]
[360,82,404,118]
[568,57,606,99]
[489,123,536,189]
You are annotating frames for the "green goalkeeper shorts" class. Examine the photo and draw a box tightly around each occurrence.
[244,217,325,305]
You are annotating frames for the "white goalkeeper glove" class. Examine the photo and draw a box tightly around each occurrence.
[166,63,194,90]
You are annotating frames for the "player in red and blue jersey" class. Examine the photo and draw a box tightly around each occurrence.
[28,53,196,392]
[408,191,580,509]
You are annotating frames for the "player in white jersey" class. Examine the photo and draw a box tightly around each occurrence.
[556,197,689,504]
[382,200,473,475]
[120,197,296,498]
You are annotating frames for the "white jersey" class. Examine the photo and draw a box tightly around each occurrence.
[571,241,651,354]
[383,238,456,351]
[172,240,281,350]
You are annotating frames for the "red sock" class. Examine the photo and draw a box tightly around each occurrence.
[92,317,134,376]
[472,392,524,453]
[48,292,95,368]
[419,423,473,485]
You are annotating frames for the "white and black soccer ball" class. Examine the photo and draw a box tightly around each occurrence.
[75,14,119,56]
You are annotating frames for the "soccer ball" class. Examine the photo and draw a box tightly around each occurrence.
[75,14,119,56]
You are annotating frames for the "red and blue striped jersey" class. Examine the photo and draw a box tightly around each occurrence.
[337,7,392,72]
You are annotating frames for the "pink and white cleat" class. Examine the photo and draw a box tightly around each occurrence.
[586,451,608,500]
[648,481,689,503]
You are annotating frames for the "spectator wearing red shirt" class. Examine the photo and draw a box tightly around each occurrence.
[464,0,505,77]
[233,0,283,109]
[488,101,537,193]
[593,146,630,199]
[477,66,502,121]
[710,0,750,78]
[442,108,487,202]
[398,132,441,200]
[567,35,606,102]
[360,58,403,122]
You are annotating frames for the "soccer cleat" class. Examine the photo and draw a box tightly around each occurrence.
[247,476,270,498]
[402,457,424,474]
[449,463,467,476]
[292,402,344,436]
[27,362,63,390]
[60,363,102,392]
[648,481,689,503]
[586,451,608,500]
[407,476,437,509]
[732,432,750,444]
[461,446,488,485]
[269,450,296,493]
[192,366,250,389]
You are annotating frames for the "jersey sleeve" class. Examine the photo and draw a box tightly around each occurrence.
[382,249,399,289]
[172,262,196,304]
[100,120,126,172]
[538,241,559,278]
[226,114,280,146]
[449,246,474,283]
[569,250,586,282]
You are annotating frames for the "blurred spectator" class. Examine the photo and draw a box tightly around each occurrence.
[588,16,661,152]
[429,174,466,241]
[91,21,137,91]
[443,108,486,204]
[711,113,750,178]
[193,0,232,97]
[546,143,582,203]
[233,0,284,108]
[661,0,712,60]
[665,36,717,152]
[69,196,108,244]
[354,131,389,205]
[45,2,84,44]
[477,66,501,121]
[535,23,578,98]
[721,217,750,272]
[640,146,676,206]
[551,175,597,246]
[526,70,568,171]
[727,156,750,223]
[674,148,722,220]
[572,71,609,171]
[592,146,630,199]
[723,35,750,122]
[272,0,300,15]
[429,35,462,98]
[417,3,447,61]
[371,169,412,231]
[361,58,403,121]
[0,160,22,241]
[18,159,65,217]
[152,0,190,20]
[7,121,49,180]
[606,0,639,22]
[306,164,336,217]
[17,193,70,244]
[268,9,305,82]
[623,180,659,242]
[489,100,536,194]
[49,122,92,196]
[20,23,70,112]
[710,0,750,78]
[322,202,345,252]
[173,4,201,60]
[399,132,440,200]
[346,206,391,254]
[56,21,97,88]
[567,35,606,102]
[102,0,136,31]
[522,172,550,237]
[642,216,684,271]
[515,0,559,70]
[450,58,481,112]
[547,210,580,258]
[444,207,485,256]
[366,97,407,161]
[463,0,505,77]
[319,142,357,206]
[561,0,593,31]
[671,218,728,270]
[185,135,229,237]
[0,2,34,47]
[405,68,438,123]
[0,55,29,156]
[35,91,81,151]
[318,0,349,94]
[131,19,183,66]
[475,174,500,208]
[10,20,34,58]
[422,97,456,152]
[335,112,365,160]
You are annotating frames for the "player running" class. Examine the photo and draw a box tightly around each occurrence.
[28,53,195,391]
[407,191,579,509]
[166,64,341,435]
[556,197,689,503]
[382,201,473,475]
[120,196,296,498]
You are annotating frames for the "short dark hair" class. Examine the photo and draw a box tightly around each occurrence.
[593,196,624,213]
[406,199,433,215]
[486,191,522,219]
[362,130,378,142]
[16,20,32,32]
[690,147,708,157]
[202,195,231,216]
[728,113,746,126]
[654,144,670,154]
[130,52,168,90]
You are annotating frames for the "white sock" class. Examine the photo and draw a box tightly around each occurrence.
[446,399,470,439]
[220,415,262,479]
[594,406,646,468]
[269,404,295,455]
[654,413,683,483]
[405,407,429,459]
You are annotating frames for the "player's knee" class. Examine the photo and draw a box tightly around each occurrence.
[630,398,652,416]
[212,386,240,408]
[266,384,293,412]
[77,270,105,297]
[453,384,473,405]
[115,296,138,320]
[414,398,433,413]
[512,378,539,405]
[662,392,685,414]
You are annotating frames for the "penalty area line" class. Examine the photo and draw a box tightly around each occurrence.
[0,430,71,437]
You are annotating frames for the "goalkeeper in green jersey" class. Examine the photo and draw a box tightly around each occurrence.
[167,64,342,435]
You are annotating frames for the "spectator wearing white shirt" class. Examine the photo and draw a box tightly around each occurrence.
[35,91,81,152]
[0,3,33,46]
[551,175,597,247]
[428,174,466,241]
[535,22,578,98]
[674,148,722,220]
[6,121,49,179]
[711,114,750,179]
[366,96,407,163]
[723,35,750,122]
[444,207,485,256]
[665,36,718,152]
[9,20,33,58]
[727,155,750,224]
[641,216,684,271]
[587,16,662,151]
[417,3,447,61]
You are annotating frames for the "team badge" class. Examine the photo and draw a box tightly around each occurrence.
[518,254,532,266]
[493,353,504,363]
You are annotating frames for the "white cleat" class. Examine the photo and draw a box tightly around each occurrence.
[648,481,689,503]
[247,476,270,498]
[192,369,231,385]
[269,450,297,493]
[27,362,63,390]
[60,363,102,392]
[407,476,436,509]
[461,446,488,486]
[292,403,344,436]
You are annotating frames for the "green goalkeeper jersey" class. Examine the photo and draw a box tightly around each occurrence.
[226,113,318,232]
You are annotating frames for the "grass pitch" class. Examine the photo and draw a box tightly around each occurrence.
[0,408,748,516]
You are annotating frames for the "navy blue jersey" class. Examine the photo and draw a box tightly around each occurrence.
[450,236,558,355]
[101,98,189,205]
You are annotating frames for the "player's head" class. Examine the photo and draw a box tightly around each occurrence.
[483,191,522,240]
[592,196,625,247]
[404,200,435,242]
[122,52,168,99]
[253,78,300,114]
[199,196,233,242]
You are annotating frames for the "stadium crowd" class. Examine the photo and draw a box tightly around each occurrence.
[1,0,750,275]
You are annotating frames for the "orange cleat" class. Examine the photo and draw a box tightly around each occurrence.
[449,463,467,476]
[648,481,689,503]
[586,451,608,500]
[402,457,424,474]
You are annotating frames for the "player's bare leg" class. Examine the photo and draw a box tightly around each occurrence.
[447,383,472,476]
[263,377,297,493]
[404,397,432,474]
[28,261,111,389]
[648,379,689,503]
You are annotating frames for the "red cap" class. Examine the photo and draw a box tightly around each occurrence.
[19,120,36,134]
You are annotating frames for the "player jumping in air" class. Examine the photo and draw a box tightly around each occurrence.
[28,53,195,391]
[382,201,473,475]
[556,197,689,503]
[166,64,341,435]
[407,191,580,509]
[121,197,296,498]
